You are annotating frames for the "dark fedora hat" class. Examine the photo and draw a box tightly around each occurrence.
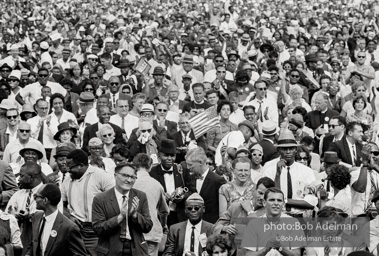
[54,144,75,159]
[119,59,132,68]
[260,43,274,52]
[159,139,177,155]
[152,66,165,76]
[53,122,77,141]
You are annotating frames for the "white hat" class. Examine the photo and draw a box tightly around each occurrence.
[10,44,19,51]
[104,37,114,44]
[78,26,85,32]
[87,54,98,59]
[50,33,62,41]
[186,193,204,204]
[9,70,21,80]
[140,104,154,113]
[40,41,49,50]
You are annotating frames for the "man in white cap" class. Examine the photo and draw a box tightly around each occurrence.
[56,48,72,70]
[164,193,213,256]
[259,120,279,165]
[263,129,316,217]
[39,41,53,66]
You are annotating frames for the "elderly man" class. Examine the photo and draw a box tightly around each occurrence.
[3,121,47,165]
[110,98,138,140]
[163,193,213,256]
[88,137,116,175]
[186,148,226,224]
[92,163,153,256]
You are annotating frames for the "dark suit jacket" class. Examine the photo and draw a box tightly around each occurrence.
[150,164,196,222]
[321,134,335,158]
[328,136,362,166]
[163,220,213,256]
[153,119,178,138]
[259,138,279,165]
[82,122,125,151]
[0,127,9,152]
[65,92,80,117]
[92,188,153,256]
[190,171,226,224]
[305,108,339,131]
[25,211,87,256]
[169,130,207,164]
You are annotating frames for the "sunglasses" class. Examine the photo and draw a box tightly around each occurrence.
[19,129,30,133]
[329,124,340,129]
[90,147,103,151]
[296,157,308,160]
[215,60,224,63]
[252,154,262,157]
[217,71,226,73]
[164,153,175,157]
[90,77,99,80]
[291,75,300,78]
[38,74,48,78]
[187,206,201,211]
[257,88,267,91]
[7,115,17,119]
[157,109,167,112]
[84,88,93,91]
[103,133,113,138]
[357,56,365,58]
[141,129,152,133]
[110,82,119,86]
[1,70,10,73]
[371,152,379,156]
[8,79,18,83]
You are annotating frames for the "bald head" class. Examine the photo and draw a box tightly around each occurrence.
[22,162,42,176]
[18,121,31,130]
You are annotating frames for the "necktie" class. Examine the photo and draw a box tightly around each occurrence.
[275,165,281,189]
[121,117,125,130]
[286,167,292,212]
[112,95,116,109]
[287,167,293,199]
[26,190,32,212]
[352,145,357,166]
[326,180,330,192]
[257,101,263,122]
[62,173,66,182]
[190,226,195,252]
[120,195,131,240]
[162,169,173,175]
[37,217,46,256]
[37,121,44,144]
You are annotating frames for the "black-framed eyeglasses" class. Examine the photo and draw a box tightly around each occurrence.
[1,69,11,73]
[84,88,93,91]
[157,109,167,112]
[291,75,300,78]
[38,74,48,78]
[110,82,119,86]
[257,88,267,91]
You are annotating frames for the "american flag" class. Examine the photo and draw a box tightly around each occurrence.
[189,106,220,139]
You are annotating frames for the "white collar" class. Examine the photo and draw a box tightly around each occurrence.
[186,220,202,231]
[114,187,130,201]
[44,209,59,223]
[201,169,210,179]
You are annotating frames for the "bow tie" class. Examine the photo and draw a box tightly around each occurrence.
[162,170,174,175]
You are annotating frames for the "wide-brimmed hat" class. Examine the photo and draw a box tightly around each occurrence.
[305,54,319,63]
[182,55,194,64]
[21,103,36,115]
[275,129,299,148]
[19,141,44,160]
[238,120,255,134]
[262,120,280,136]
[159,139,176,154]
[152,66,165,76]
[53,122,77,141]
[227,50,240,59]
[0,99,17,110]
[323,151,340,164]
[119,59,132,68]
[79,92,95,103]
[140,104,154,113]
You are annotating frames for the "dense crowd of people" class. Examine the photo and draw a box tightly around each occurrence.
[0,0,377,255]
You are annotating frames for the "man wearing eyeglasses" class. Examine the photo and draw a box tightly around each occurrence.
[0,108,19,152]
[153,102,177,137]
[164,193,213,256]
[15,68,66,106]
[62,149,115,256]
[0,62,13,81]
[92,163,153,256]
[204,54,234,83]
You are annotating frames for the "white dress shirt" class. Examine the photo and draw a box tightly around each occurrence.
[20,81,66,106]
[247,96,279,127]
[49,109,78,136]
[109,113,139,139]
[114,188,131,239]
[41,210,59,256]
[183,220,202,256]
[196,169,209,193]
[27,115,57,149]
[346,139,357,167]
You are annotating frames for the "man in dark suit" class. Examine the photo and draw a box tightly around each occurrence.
[150,139,196,226]
[103,39,121,67]
[118,59,133,85]
[167,85,186,113]
[319,116,346,157]
[163,193,213,256]
[186,147,226,224]
[305,93,339,135]
[25,184,87,256]
[82,105,125,150]
[61,79,80,117]
[92,163,153,256]
[259,120,280,165]
[328,121,363,167]
[169,113,207,164]
[153,102,178,137]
